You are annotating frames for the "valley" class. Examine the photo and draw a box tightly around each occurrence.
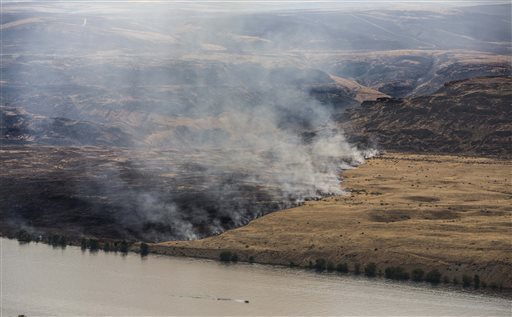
[1,1,511,294]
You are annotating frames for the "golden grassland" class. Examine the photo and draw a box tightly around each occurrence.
[153,153,512,288]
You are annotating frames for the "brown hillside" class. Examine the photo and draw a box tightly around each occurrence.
[342,76,512,157]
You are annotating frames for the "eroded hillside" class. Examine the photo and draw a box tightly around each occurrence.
[342,76,512,157]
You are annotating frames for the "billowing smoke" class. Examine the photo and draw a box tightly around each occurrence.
[1,1,507,241]
[0,2,387,242]
[78,65,371,241]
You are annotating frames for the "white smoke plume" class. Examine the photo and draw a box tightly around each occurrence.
[0,1,391,242]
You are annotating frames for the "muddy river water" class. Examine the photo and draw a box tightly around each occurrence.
[1,238,510,316]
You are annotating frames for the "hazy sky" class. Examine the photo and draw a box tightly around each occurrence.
[3,0,510,15]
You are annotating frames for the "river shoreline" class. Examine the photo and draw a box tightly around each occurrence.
[4,237,510,316]
[4,152,511,291]
[153,152,512,289]
[4,235,511,299]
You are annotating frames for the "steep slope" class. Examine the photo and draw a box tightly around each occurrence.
[342,76,512,157]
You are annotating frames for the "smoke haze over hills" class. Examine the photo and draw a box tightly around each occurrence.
[0,1,510,241]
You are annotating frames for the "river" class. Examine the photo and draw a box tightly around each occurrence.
[1,238,510,316]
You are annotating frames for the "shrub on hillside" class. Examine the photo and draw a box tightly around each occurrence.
[385,267,410,280]
[354,263,361,275]
[315,258,327,272]
[425,269,442,284]
[411,268,425,282]
[220,251,232,262]
[119,240,129,254]
[473,275,480,289]
[88,239,99,252]
[80,238,87,250]
[16,230,32,243]
[364,263,377,277]
[58,235,66,247]
[336,263,349,273]
[48,235,58,246]
[462,274,472,288]
[48,235,66,248]
[140,243,149,256]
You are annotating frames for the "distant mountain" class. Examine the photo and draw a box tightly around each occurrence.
[342,76,512,157]
[312,50,511,98]
[1,3,510,54]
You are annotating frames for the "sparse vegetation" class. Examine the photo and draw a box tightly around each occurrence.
[425,269,442,284]
[6,229,500,294]
[48,234,66,248]
[336,263,349,273]
[219,251,238,262]
[140,243,149,256]
[58,235,66,247]
[473,275,480,289]
[88,239,100,252]
[384,266,409,280]
[119,240,129,254]
[364,263,377,277]
[411,268,425,282]
[314,258,327,272]
[16,230,33,243]
[462,274,472,288]
[80,238,87,250]
[354,263,361,275]
[219,251,233,262]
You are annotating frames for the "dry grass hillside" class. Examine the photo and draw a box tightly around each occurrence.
[155,153,512,288]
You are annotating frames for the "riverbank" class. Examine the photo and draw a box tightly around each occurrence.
[5,237,511,316]
[153,152,512,289]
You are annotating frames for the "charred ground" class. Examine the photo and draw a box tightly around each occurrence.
[0,146,304,241]
[342,76,512,157]
[1,2,511,242]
